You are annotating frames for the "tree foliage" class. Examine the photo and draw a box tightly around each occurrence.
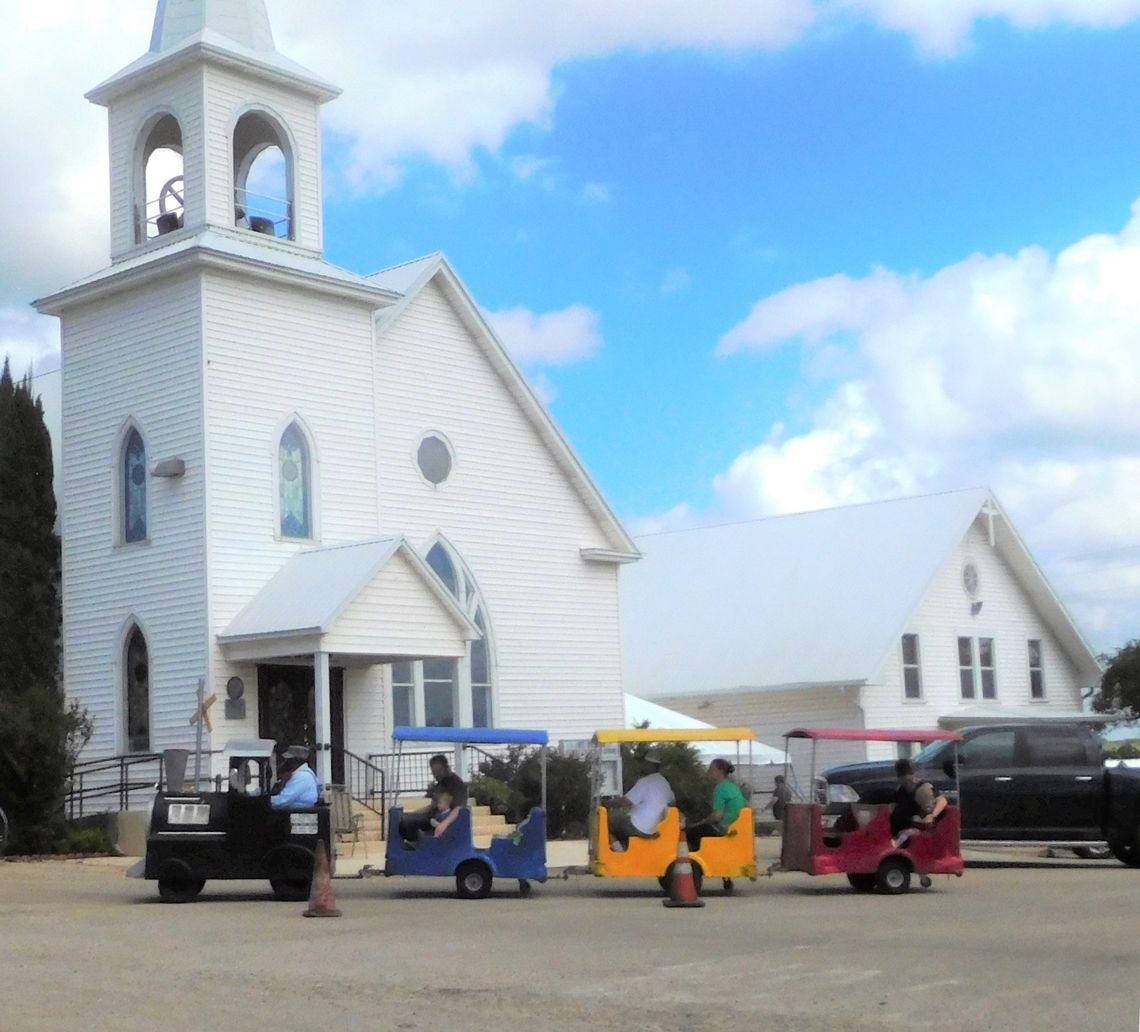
[0,359,90,854]
[1091,640,1140,721]
[471,747,592,839]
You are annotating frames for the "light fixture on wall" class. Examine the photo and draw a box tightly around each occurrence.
[152,457,186,478]
[970,600,984,616]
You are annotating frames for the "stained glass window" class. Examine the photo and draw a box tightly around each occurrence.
[279,422,310,538]
[124,429,147,543]
[427,543,458,596]
[125,626,150,753]
[471,608,491,727]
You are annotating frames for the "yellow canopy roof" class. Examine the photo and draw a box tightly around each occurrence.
[593,727,756,745]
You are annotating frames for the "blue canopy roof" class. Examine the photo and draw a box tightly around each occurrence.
[392,726,549,746]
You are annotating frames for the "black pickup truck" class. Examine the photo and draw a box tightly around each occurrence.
[820,723,1140,866]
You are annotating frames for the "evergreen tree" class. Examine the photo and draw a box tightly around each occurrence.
[0,358,60,690]
[0,357,88,853]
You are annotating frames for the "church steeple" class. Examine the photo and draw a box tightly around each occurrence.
[88,0,339,261]
[149,0,276,56]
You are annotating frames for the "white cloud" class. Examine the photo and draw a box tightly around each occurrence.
[844,0,1140,56]
[0,305,61,375]
[3,0,1140,315]
[525,371,559,407]
[483,303,603,366]
[651,199,1140,651]
[579,182,611,204]
[660,267,692,295]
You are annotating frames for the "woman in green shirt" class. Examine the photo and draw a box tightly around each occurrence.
[686,758,747,852]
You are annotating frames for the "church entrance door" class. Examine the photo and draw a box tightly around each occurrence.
[257,664,345,783]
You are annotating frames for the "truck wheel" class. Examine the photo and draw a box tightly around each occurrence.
[456,861,493,899]
[846,872,877,893]
[158,876,205,903]
[270,877,311,902]
[876,858,911,895]
[1110,829,1140,868]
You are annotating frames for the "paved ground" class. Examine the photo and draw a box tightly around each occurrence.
[1,840,1137,1032]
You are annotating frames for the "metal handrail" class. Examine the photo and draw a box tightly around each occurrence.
[368,749,440,799]
[335,748,386,827]
[65,751,220,818]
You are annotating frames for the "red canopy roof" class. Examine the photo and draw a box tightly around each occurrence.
[784,727,963,743]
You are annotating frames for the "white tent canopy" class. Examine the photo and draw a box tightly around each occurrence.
[624,693,786,766]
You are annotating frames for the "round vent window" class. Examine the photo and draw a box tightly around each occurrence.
[962,563,980,598]
[416,434,453,485]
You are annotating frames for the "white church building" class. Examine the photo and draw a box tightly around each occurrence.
[621,488,1103,770]
[34,0,639,788]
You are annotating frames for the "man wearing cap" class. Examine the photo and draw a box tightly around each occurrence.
[608,750,675,851]
[270,747,321,809]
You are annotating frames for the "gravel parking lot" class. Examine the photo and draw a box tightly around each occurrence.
[1,842,1137,1032]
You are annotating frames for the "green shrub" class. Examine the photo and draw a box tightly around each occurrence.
[471,747,592,839]
[53,821,113,855]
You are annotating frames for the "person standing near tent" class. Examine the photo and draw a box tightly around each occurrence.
[686,758,746,851]
[763,774,792,823]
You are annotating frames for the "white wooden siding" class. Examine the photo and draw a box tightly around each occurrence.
[373,281,625,741]
[322,552,470,657]
[60,274,208,759]
[861,518,1087,758]
[663,687,867,776]
[201,66,324,253]
[200,269,379,750]
[106,68,206,259]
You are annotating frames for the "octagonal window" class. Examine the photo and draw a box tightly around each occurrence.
[417,434,453,485]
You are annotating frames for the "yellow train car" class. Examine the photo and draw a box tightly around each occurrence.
[589,728,759,894]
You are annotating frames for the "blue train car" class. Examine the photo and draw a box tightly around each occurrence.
[383,727,548,898]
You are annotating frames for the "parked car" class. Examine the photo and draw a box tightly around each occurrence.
[819,723,1140,866]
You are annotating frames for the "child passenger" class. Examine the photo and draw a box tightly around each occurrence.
[430,789,460,837]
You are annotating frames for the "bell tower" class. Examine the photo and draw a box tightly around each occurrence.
[86,0,340,260]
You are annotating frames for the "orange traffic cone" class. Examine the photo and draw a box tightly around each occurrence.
[303,840,341,918]
[663,828,705,909]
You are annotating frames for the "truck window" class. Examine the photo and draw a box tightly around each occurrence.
[961,730,1015,769]
[1024,727,1089,766]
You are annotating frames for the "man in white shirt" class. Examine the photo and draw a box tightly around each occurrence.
[608,750,675,850]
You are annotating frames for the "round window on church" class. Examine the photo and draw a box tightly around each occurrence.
[416,433,453,486]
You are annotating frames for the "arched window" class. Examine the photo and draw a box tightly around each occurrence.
[393,542,493,729]
[124,626,151,753]
[138,113,184,242]
[233,110,293,239]
[123,428,147,543]
[278,422,311,538]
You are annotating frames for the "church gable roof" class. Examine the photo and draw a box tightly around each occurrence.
[624,488,1099,699]
[368,253,639,560]
[219,537,478,643]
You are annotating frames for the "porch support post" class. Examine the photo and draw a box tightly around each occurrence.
[314,650,332,786]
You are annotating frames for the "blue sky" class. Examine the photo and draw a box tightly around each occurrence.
[321,17,1140,517]
[3,1,1140,653]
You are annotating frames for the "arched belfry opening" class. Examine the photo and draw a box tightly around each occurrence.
[233,110,293,239]
[138,112,184,242]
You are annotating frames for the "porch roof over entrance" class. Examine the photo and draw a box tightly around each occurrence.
[217,536,480,662]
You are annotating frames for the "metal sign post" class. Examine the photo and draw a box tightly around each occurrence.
[193,677,205,789]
